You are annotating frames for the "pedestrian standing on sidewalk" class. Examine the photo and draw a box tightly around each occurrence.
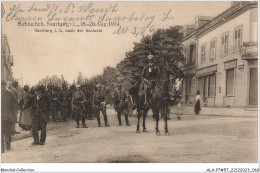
[194,90,201,115]
[1,81,17,153]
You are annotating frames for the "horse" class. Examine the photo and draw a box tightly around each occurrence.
[129,80,149,133]
[152,66,185,135]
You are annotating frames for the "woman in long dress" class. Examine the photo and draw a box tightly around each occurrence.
[194,90,201,115]
[19,85,33,131]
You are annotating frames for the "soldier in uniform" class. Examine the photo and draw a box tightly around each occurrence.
[114,84,130,126]
[48,85,59,122]
[82,84,94,120]
[68,84,76,119]
[59,83,69,122]
[92,84,109,127]
[8,81,20,135]
[27,85,50,145]
[72,84,87,128]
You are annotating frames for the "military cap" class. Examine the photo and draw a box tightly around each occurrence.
[76,84,80,88]
[24,85,30,92]
[96,84,101,88]
[147,55,154,60]
[37,85,45,92]
[62,83,67,89]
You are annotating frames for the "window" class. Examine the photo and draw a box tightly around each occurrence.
[183,46,188,64]
[221,32,229,57]
[189,43,196,64]
[226,68,235,96]
[210,39,216,60]
[198,73,216,98]
[208,74,216,97]
[201,43,206,63]
[187,78,192,95]
[234,25,243,50]
[252,22,258,42]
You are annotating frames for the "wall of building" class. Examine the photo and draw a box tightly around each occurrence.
[1,35,13,84]
[196,8,256,107]
[181,36,196,105]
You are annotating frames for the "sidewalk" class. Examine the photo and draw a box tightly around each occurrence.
[171,105,258,117]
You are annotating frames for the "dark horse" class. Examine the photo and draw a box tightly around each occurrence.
[129,80,149,133]
[131,61,183,136]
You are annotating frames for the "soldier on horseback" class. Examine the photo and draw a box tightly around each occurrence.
[141,54,160,105]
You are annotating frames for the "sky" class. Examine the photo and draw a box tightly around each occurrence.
[2,1,231,86]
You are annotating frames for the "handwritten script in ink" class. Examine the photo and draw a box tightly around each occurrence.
[5,2,175,36]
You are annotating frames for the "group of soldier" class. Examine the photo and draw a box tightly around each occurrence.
[2,53,184,152]
[2,79,133,151]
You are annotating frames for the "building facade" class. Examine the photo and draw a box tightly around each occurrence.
[1,34,14,83]
[181,2,258,108]
[180,16,213,105]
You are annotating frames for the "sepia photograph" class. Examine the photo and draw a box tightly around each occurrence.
[0,0,259,172]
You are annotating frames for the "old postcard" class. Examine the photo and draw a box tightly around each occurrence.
[1,1,259,172]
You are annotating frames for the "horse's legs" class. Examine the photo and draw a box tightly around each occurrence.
[136,109,141,133]
[155,104,160,136]
[142,107,149,132]
[163,104,170,136]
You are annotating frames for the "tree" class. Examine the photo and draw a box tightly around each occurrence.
[87,25,184,93]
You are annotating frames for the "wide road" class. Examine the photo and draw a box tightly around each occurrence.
[1,108,258,163]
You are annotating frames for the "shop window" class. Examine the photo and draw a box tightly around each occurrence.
[208,74,216,97]
[234,25,243,50]
[201,43,206,64]
[210,38,216,60]
[221,32,229,57]
[198,77,204,98]
[226,68,235,96]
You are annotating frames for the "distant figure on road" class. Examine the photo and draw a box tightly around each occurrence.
[194,90,201,115]
[1,81,16,153]
[72,84,87,128]
[59,83,69,122]
[92,84,109,127]
[114,84,130,126]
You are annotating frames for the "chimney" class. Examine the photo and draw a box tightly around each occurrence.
[195,16,214,29]
[179,24,195,37]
